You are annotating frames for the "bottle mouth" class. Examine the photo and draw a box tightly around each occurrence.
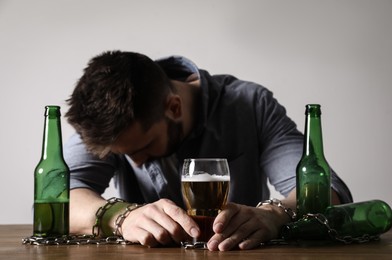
[305,104,321,116]
[45,105,61,117]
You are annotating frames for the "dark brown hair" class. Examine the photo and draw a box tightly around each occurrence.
[66,51,172,157]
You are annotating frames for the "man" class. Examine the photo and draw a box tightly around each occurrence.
[64,51,352,251]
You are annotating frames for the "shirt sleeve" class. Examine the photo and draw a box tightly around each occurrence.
[257,89,353,203]
[63,133,117,195]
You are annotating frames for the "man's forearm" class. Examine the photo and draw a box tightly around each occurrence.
[69,188,107,235]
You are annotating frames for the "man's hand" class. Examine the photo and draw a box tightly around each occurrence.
[121,198,200,247]
[207,202,289,251]
[205,188,341,251]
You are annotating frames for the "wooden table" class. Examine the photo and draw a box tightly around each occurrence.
[1,225,391,259]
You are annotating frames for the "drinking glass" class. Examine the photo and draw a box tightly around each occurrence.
[181,158,230,249]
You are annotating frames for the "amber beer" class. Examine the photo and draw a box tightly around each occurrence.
[182,174,230,242]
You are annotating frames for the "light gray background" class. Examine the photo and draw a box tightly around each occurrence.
[1,0,391,224]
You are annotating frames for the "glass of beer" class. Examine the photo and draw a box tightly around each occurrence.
[181,158,230,248]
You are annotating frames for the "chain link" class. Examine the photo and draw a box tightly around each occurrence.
[22,234,134,246]
[114,203,145,236]
[24,203,379,246]
[24,198,146,246]
[93,197,125,237]
[257,198,297,221]
[23,213,379,246]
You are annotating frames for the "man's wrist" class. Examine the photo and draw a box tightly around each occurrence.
[256,198,296,222]
[113,203,145,237]
[101,201,131,237]
[92,197,131,237]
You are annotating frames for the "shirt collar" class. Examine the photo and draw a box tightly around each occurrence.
[155,55,200,81]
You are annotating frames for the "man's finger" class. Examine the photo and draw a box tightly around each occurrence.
[161,199,200,238]
[213,203,241,233]
[218,220,258,251]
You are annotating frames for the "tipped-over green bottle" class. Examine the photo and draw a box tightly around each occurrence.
[33,106,70,237]
[282,200,392,241]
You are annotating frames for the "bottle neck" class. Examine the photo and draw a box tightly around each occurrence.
[41,106,63,160]
[303,105,325,157]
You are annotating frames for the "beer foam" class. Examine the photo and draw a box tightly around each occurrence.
[182,172,230,182]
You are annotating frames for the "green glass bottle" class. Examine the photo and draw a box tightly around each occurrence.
[296,104,331,218]
[33,106,70,237]
[282,200,392,241]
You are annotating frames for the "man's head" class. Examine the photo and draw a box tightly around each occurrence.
[109,116,184,166]
[66,51,174,158]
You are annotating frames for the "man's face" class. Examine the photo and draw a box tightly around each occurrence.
[111,117,183,166]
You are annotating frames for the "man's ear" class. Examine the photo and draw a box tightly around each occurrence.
[165,94,182,121]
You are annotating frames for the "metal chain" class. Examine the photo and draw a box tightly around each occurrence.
[304,213,380,244]
[24,197,144,246]
[93,197,125,237]
[181,241,208,249]
[256,198,297,221]
[22,234,134,246]
[23,214,379,246]
[114,203,145,236]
